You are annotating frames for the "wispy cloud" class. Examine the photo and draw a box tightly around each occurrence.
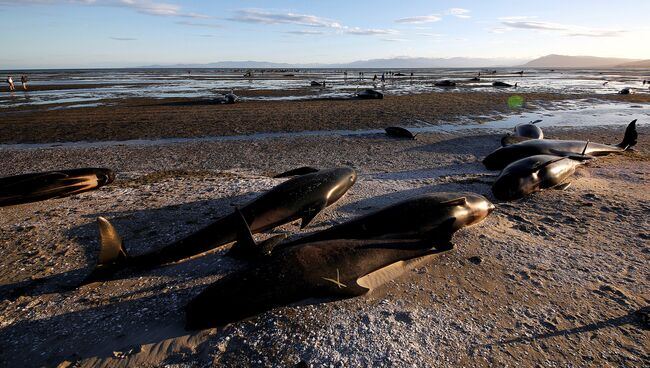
[395,14,441,24]
[345,27,397,35]
[0,0,209,18]
[176,20,221,28]
[229,9,396,36]
[381,38,407,42]
[117,0,208,18]
[228,9,341,28]
[110,36,136,41]
[500,18,626,37]
[285,30,324,35]
[448,8,471,19]
[417,32,443,38]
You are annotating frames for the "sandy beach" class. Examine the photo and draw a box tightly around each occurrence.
[0,88,648,367]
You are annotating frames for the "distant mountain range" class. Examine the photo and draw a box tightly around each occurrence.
[521,54,642,68]
[140,57,527,69]
[140,55,647,69]
[617,59,650,68]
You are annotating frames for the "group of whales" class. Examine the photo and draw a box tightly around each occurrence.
[487,119,638,200]
[0,118,639,329]
[0,166,495,329]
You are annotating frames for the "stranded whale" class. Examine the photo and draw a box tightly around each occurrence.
[484,120,637,170]
[0,168,115,207]
[492,154,591,200]
[85,168,357,283]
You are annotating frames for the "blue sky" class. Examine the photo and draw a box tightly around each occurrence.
[1,0,648,68]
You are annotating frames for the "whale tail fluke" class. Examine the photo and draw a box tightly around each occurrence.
[81,217,129,285]
[616,119,638,150]
[97,216,128,266]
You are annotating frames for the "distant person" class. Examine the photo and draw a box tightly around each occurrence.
[7,76,15,91]
[373,74,377,82]
[20,75,28,90]
[381,73,385,83]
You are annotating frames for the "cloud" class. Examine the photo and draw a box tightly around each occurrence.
[500,19,626,37]
[285,30,324,35]
[176,20,221,28]
[381,38,407,42]
[395,14,441,24]
[110,36,136,40]
[344,27,397,35]
[0,0,208,18]
[229,9,396,36]
[117,0,207,18]
[229,9,341,28]
[448,8,471,19]
[417,32,442,37]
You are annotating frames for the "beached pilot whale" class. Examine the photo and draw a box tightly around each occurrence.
[0,168,115,207]
[483,119,638,170]
[514,119,544,139]
[274,192,495,252]
[618,87,633,95]
[385,126,416,140]
[434,80,456,87]
[273,166,319,178]
[492,154,591,201]
[501,120,544,146]
[85,168,357,283]
[493,81,517,88]
[185,236,450,329]
[356,89,383,99]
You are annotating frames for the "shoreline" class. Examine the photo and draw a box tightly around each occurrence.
[1,92,648,144]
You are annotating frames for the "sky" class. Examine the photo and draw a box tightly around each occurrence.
[1,0,649,68]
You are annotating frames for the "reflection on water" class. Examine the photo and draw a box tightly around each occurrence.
[0,68,648,108]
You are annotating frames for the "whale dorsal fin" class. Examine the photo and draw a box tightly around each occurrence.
[581,140,590,156]
[439,197,467,207]
[97,217,128,265]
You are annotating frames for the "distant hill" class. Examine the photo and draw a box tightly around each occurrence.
[140,57,529,69]
[523,54,641,68]
[140,61,300,68]
[617,59,650,68]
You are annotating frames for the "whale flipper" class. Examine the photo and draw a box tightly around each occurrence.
[553,182,571,191]
[229,209,289,258]
[356,247,450,291]
[299,200,327,229]
[97,217,128,265]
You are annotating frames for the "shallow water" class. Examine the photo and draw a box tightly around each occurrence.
[1,100,645,150]
[1,68,648,108]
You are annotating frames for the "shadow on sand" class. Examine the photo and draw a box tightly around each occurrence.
[0,191,261,301]
[489,307,649,347]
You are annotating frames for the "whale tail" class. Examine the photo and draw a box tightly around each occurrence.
[616,119,638,150]
[97,217,128,265]
[81,217,129,284]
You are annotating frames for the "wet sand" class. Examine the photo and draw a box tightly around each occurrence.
[2,91,649,144]
[0,120,648,366]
